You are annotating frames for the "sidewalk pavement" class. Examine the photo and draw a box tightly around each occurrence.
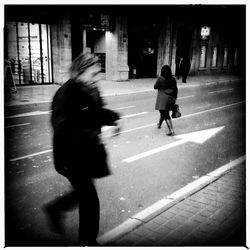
[99,156,246,247]
[4,74,242,108]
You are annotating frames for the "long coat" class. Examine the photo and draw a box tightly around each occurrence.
[51,79,120,178]
[154,76,178,111]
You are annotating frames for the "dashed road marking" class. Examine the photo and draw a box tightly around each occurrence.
[208,88,234,94]
[5,123,30,128]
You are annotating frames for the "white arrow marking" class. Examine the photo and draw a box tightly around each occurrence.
[123,126,225,163]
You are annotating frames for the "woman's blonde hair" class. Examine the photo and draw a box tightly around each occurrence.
[70,52,98,79]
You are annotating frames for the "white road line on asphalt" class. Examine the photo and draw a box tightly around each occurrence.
[122,112,148,118]
[9,149,53,162]
[208,88,234,94]
[9,101,245,162]
[6,110,51,119]
[178,95,195,99]
[114,105,136,110]
[6,106,136,119]
[5,123,30,128]
[98,155,246,245]
[105,101,245,137]
[176,101,244,120]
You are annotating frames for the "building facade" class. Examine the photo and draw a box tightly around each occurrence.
[4,5,245,85]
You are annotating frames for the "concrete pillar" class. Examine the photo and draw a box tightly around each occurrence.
[106,15,129,81]
[51,11,72,84]
[156,17,175,76]
[191,26,201,74]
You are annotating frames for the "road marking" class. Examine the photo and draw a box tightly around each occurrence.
[10,149,52,162]
[114,105,136,110]
[5,123,30,128]
[123,126,225,163]
[106,101,245,137]
[5,106,136,119]
[208,88,234,94]
[9,101,244,162]
[98,155,246,245]
[178,95,195,99]
[122,112,148,118]
[6,110,51,119]
[177,101,244,120]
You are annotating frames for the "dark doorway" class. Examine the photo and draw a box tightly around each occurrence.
[128,16,158,78]
[175,26,192,76]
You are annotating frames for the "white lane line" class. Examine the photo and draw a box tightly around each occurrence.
[6,106,136,119]
[177,101,244,120]
[178,95,195,99]
[114,105,136,110]
[5,123,30,128]
[208,88,234,94]
[122,112,148,118]
[98,155,245,245]
[10,149,52,162]
[9,101,244,162]
[6,110,51,119]
[105,101,245,137]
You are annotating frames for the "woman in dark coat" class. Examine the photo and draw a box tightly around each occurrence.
[43,53,120,246]
[154,65,178,136]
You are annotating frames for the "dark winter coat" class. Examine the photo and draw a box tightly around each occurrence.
[179,58,191,76]
[51,79,120,179]
[154,76,178,111]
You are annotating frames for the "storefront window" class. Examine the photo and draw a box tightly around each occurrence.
[6,21,52,85]
[199,45,207,69]
[211,46,217,68]
[234,49,238,67]
[223,47,228,68]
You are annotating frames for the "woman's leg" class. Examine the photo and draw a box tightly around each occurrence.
[158,110,165,128]
[165,111,175,135]
[70,176,100,246]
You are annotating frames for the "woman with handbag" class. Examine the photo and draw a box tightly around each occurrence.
[43,53,121,246]
[154,65,178,136]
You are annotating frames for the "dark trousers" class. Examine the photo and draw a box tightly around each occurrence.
[49,175,100,245]
[182,74,188,83]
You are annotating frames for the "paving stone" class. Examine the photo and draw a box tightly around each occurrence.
[109,163,246,247]
[163,219,182,230]
[143,220,161,231]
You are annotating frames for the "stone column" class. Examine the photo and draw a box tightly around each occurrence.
[106,15,129,81]
[191,25,201,74]
[156,16,174,76]
[51,11,72,84]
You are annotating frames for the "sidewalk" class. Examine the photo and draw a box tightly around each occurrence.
[99,156,246,246]
[4,74,242,108]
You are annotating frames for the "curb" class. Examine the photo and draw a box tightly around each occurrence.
[97,155,246,245]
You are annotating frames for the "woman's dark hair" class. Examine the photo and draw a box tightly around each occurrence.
[160,65,172,80]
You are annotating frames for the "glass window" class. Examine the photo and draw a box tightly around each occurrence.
[211,46,217,68]
[199,45,207,68]
[234,49,238,67]
[6,21,52,85]
[223,47,228,68]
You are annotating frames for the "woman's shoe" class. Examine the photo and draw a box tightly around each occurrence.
[167,132,175,136]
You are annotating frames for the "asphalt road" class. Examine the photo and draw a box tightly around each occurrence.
[4,80,245,246]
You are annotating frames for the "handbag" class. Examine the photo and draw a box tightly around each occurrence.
[172,103,181,118]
